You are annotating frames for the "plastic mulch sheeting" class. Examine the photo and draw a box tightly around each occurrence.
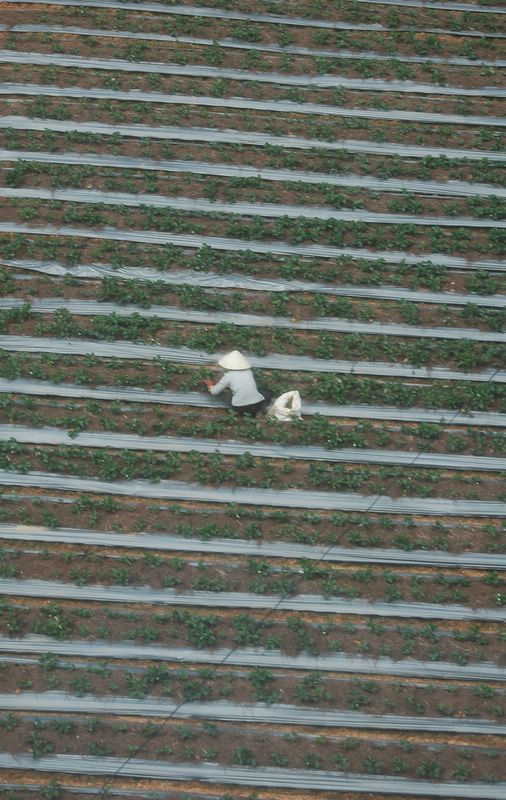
[2,424,505,471]
[2,116,504,161]
[0,753,505,796]
[2,336,504,381]
[2,379,504,426]
[2,83,504,127]
[2,578,506,621]
[3,50,506,97]
[0,635,503,680]
[2,223,504,270]
[3,149,505,197]
[3,692,505,735]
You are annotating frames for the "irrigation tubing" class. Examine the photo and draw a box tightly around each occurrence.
[3,378,504,427]
[4,296,505,342]
[3,50,505,98]
[2,222,504,272]
[5,259,506,309]
[1,753,506,797]
[3,25,506,68]
[5,149,504,199]
[2,335,504,383]
[4,185,505,229]
[3,116,505,162]
[5,0,506,32]
[3,424,505,473]
[0,469,505,516]
[3,83,504,128]
[3,692,505,735]
[1,635,503,681]
[4,577,505,622]
[1,523,503,570]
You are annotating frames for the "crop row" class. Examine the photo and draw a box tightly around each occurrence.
[4,269,505,332]
[3,123,505,186]
[0,437,504,501]
[2,350,503,411]
[2,490,503,555]
[5,198,506,264]
[3,90,503,155]
[3,0,504,42]
[1,303,503,369]
[2,596,504,665]
[2,539,505,607]
[3,63,505,125]
[2,393,503,455]
[3,30,504,90]
[4,160,506,220]
[4,233,504,295]
[3,0,506,61]
[2,658,505,721]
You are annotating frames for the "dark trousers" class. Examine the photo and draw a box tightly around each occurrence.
[234,399,266,417]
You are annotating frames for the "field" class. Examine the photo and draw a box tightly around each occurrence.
[0,0,505,798]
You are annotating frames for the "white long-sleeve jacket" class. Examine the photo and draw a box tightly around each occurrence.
[209,369,264,407]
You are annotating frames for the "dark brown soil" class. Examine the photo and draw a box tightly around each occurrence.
[1,660,505,721]
[1,393,504,457]
[2,129,504,188]
[2,594,505,665]
[1,540,503,607]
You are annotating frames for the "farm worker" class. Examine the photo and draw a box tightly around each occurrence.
[205,350,266,417]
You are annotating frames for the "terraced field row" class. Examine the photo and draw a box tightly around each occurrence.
[0,1,505,799]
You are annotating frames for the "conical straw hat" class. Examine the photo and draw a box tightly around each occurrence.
[217,350,252,370]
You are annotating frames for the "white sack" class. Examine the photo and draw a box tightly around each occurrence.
[268,390,302,422]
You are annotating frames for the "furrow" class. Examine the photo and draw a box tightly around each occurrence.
[2,24,505,67]
[1,753,505,797]
[3,50,504,97]
[4,186,505,228]
[1,524,503,569]
[2,693,505,735]
[1,223,504,271]
[2,379,504,427]
[5,259,506,309]
[2,84,504,127]
[4,149,503,199]
[3,424,505,472]
[0,470,505,515]
[2,117,504,162]
[3,297,504,341]
[1,635,503,681]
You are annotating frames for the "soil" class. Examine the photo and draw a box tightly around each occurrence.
[1,660,505,721]
[2,594,505,665]
[3,130,505,189]
[1,93,500,155]
[2,393,505,457]
[4,161,505,224]
[2,491,505,554]
[1,540,503,607]
[0,437,504,501]
[1,30,503,93]
[3,232,505,298]
[4,270,505,333]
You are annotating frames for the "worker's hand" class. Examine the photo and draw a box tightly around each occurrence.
[204,379,214,389]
